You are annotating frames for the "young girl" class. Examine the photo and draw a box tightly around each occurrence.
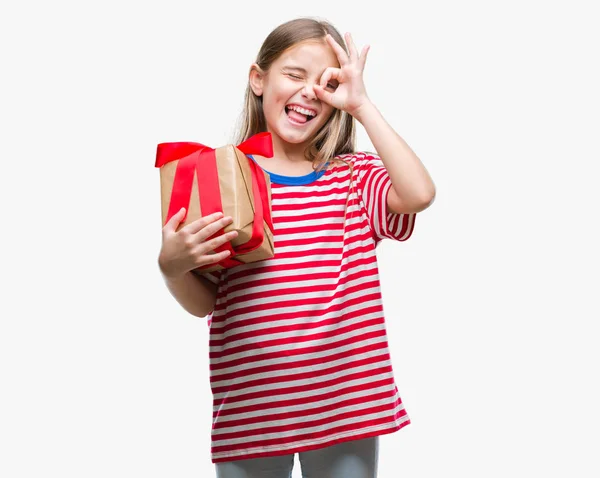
[158,17,435,478]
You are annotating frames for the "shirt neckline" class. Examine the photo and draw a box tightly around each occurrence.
[246,154,328,186]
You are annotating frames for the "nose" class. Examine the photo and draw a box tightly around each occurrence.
[302,83,317,101]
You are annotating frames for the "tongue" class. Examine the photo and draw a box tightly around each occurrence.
[287,109,308,124]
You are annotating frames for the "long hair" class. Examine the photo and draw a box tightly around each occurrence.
[234,17,356,173]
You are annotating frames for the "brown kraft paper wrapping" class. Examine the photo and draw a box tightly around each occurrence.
[158,145,275,273]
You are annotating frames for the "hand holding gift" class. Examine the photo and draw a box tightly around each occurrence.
[155,132,275,273]
[158,209,239,279]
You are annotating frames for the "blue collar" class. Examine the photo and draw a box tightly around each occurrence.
[246,154,327,186]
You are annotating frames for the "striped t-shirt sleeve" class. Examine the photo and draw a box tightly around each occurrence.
[353,152,417,243]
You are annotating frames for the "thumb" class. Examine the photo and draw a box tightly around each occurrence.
[164,207,186,233]
[314,84,334,106]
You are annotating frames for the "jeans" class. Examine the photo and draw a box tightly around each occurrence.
[215,436,379,478]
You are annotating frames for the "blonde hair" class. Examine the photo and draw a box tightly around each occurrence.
[234,17,356,174]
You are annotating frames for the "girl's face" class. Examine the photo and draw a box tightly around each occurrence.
[250,40,340,149]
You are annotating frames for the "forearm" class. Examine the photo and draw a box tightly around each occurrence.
[354,101,436,204]
[162,270,217,318]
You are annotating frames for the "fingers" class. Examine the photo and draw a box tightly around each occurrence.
[319,67,342,89]
[314,84,335,106]
[160,209,240,275]
[183,211,226,235]
[175,210,238,251]
[358,44,370,71]
[327,33,368,70]
[163,207,187,235]
[345,32,358,63]
[196,248,234,267]
[192,214,236,243]
[325,34,349,66]
[195,229,238,258]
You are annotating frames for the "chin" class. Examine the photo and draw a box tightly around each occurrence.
[268,121,314,146]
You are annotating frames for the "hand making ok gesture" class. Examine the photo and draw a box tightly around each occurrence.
[314,32,372,118]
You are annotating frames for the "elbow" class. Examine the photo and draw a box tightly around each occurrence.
[419,189,436,210]
[413,184,436,212]
[197,309,214,320]
[387,187,436,214]
[408,197,434,213]
[193,300,217,319]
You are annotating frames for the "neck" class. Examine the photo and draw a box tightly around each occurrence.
[269,133,311,163]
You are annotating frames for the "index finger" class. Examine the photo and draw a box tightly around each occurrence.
[319,67,342,89]
[325,34,349,66]
[182,211,224,234]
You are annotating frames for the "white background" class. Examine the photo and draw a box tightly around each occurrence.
[1,0,599,477]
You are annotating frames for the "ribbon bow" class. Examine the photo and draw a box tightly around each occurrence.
[155,132,274,270]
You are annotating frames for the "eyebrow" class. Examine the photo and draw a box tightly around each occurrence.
[282,66,308,73]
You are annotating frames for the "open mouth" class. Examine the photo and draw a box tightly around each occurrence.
[285,105,317,124]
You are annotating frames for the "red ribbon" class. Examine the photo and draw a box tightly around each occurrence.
[155,132,274,270]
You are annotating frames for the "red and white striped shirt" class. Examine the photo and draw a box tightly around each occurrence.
[202,151,416,463]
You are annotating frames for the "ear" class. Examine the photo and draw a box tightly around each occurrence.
[249,63,265,97]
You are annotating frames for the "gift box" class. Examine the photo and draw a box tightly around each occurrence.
[155,132,275,273]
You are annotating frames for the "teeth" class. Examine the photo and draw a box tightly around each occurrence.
[287,105,316,117]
